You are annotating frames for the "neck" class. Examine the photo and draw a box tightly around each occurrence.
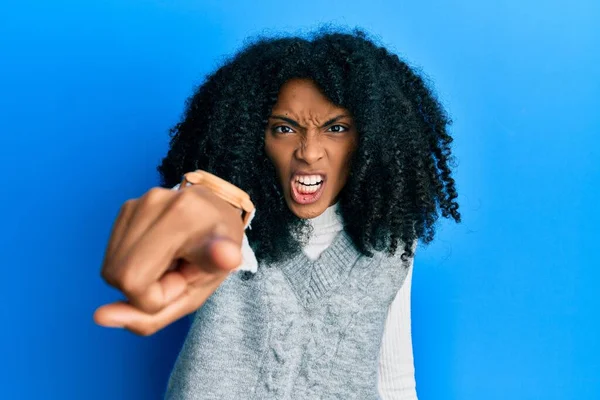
[307,201,342,228]
[301,201,343,260]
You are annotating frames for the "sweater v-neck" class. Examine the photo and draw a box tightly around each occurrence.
[277,227,362,308]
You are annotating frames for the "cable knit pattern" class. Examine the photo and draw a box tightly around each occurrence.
[165,224,410,399]
[302,203,418,400]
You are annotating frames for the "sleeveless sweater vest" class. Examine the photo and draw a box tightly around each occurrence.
[165,229,410,399]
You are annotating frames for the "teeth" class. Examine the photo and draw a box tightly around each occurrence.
[295,180,323,194]
[295,174,323,185]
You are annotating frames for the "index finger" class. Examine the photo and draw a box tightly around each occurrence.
[115,206,237,303]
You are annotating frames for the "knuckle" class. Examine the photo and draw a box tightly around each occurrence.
[129,187,170,218]
[171,189,207,215]
[118,271,144,297]
[120,199,135,214]
[143,187,168,205]
[100,269,118,287]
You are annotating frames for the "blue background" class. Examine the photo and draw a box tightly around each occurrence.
[1,0,598,398]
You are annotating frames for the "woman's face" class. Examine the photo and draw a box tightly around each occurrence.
[265,78,358,219]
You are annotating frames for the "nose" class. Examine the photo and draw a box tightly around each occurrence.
[295,132,324,164]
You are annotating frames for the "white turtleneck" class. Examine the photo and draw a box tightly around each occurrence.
[304,202,418,400]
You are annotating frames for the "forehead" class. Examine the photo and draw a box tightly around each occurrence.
[272,78,348,117]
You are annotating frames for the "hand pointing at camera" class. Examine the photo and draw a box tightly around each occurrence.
[94,183,245,336]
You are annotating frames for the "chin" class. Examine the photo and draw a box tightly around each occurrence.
[285,197,328,219]
[296,207,326,219]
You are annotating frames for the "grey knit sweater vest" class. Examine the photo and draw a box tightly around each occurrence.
[165,229,410,399]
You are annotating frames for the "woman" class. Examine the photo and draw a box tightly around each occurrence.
[94,28,461,399]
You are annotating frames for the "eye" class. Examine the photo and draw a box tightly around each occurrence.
[327,125,348,133]
[273,125,295,134]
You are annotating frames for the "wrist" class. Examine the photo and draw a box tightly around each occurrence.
[179,170,255,230]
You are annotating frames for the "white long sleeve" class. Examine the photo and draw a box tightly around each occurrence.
[377,264,418,399]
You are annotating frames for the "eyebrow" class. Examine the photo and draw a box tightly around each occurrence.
[269,114,350,129]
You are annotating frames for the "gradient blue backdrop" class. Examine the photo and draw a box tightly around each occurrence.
[1,0,598,398]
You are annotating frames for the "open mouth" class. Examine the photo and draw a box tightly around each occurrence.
[290,175,326,205]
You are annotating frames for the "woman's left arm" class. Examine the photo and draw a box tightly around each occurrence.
[377,264,418,400]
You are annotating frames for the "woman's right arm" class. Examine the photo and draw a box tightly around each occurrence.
[378,264,418,400]
[93,184,244,336]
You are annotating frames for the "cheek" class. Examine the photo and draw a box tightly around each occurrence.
[264,137,278,164]
[338,144,357,170]
[264,141,288,180]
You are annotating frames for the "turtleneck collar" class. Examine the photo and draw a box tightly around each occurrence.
[304,201,344,247]
[308,200,342,226]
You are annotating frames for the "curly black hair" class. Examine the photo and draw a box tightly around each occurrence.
[158,28,461,266]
